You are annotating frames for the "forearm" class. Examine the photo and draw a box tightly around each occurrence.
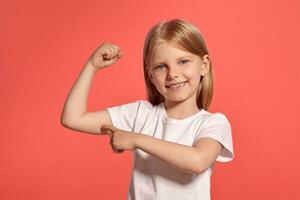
[61,61,98,122]
[135,134,202,174]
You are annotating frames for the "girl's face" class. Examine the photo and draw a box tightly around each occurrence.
[148,41,210,106]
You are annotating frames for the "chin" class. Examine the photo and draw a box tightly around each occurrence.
[165,97,188,103]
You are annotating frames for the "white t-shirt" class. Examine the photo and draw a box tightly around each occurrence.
[106,100,234,200]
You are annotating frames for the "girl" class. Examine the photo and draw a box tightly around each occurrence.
[61,19,234,200]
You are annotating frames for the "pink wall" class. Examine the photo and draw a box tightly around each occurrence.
[1,0,299,199]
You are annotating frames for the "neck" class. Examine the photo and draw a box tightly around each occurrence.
[164,99,199,119]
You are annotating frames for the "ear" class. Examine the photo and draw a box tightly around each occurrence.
[200,54,210,76]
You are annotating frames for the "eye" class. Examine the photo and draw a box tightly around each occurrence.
[179,59,190,65]
[155,64,166,70]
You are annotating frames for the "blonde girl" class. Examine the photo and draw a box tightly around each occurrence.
[61,18,234,200]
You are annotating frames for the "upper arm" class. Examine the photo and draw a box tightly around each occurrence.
[61,109,112,134]
[193,137,223,173]
[193,113,234,165]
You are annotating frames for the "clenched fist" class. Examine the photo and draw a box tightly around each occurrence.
[88,42,123,69]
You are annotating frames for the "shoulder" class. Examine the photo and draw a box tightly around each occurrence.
[136,100,154,109]
[107,100,152,110]
[106,100,157,118]
[200,110,231,126]
[197,110,232,141]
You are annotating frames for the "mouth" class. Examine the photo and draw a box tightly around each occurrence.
[166,81,188,89]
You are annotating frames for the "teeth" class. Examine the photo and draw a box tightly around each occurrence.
[169,82,186,89]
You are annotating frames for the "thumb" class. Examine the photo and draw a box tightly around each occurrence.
[116,49,123,59]
[100,124,119,135]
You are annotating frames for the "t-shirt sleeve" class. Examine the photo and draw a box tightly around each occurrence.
[106,100,142,132]
[194,113,234,162]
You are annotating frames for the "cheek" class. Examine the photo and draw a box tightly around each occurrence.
[184,67,202,84]
[151,73,166,87]
[185,67,201,78]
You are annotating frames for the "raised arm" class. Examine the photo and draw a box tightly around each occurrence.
[60,42,123,134]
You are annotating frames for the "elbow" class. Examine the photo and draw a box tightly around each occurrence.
[60,115,88,132]
[60,117,67,127]
[60,116,70,128]
[60,112,69,127]
[189,156,212,175]
[60,111,80,128]
[60,110,86,127]
[186,166,207,175]
[60,117,80,132]
[60,110,68,127]
[179,166,207,176]
[193,166,209,175]
[60,115,76,128]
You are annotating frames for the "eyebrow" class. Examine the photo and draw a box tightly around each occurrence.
[151,55,192,66]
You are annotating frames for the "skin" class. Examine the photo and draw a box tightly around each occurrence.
[148,41,209,118]
[61,42,223,174]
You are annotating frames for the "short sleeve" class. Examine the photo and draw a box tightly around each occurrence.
[106,100,141,132]
[194,113,234,162]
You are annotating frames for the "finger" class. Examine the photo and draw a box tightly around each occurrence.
[111,45,120,57]
[101,48,114,60]
[98,58,116,68]
[116,49,123,59]
[107,44,122,59]
[103,45,117,59]
[100,125,112,134]
[100,128,112,135]
[108,135,124,153]
[100,126,113,135]
[115,149,124,153]
[112,146,124,154]
[101,124,119,133]
[100,43,122,62]
[110,135,114,146]
[110,136,117,153]
[112,46,123,59]
[108,134,112,141]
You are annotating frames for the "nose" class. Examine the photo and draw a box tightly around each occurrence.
[166,67,179,80]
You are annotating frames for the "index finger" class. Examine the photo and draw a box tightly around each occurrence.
[100,124,117,135]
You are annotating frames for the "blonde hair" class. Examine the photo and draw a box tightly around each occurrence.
[143,19,213,110]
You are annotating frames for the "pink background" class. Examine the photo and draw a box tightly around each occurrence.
[1,0,300,199]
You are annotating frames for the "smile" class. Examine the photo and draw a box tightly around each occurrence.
[166,81,188,89]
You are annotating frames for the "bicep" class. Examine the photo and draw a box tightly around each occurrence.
[193,137,223,172]
[62,109,112,134]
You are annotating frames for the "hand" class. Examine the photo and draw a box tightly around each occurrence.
[100,124,139,153]
[88,42,123,69]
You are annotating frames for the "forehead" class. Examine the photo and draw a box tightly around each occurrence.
[151,41,193,61]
